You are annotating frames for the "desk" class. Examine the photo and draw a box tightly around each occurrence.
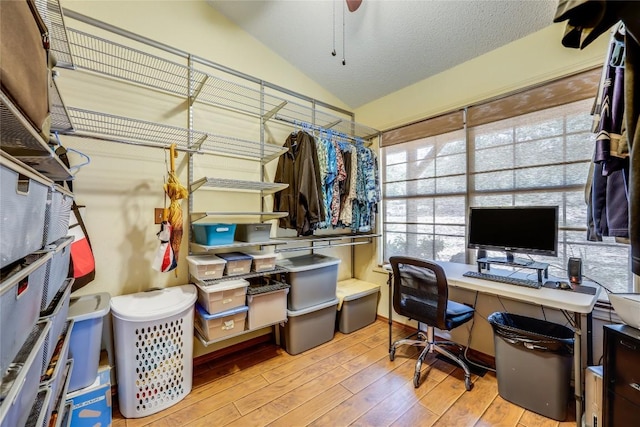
[385,261,601,426]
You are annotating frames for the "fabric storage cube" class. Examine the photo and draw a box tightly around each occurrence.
[217,252,252,276]
[336,279,380,334]
[192,223,236,246]
[187,254,226,280]
[43,184,73,246]
[235,223,272,243]
[195,278,248,314]
[67,292,110,393]
[40,236,72,310]
[277,254,340,310]
[280,298,338,355]
[39,278,73,374]
[245,251,277,272]
[195,304,248,341]
[110,285,196,418]
[0,250,51,376]
[246,279,290,330]
[0,320,50,427]
[1,153,51,268]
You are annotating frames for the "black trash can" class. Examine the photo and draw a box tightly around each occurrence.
[488,312,575,421]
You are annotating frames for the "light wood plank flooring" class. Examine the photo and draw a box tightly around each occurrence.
[112,319,576,427]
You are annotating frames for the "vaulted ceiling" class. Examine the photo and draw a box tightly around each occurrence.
[207,0,559,109]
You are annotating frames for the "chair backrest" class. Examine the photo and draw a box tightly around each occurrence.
[389,256,448,330]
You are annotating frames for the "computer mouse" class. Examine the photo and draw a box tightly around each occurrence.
[558,281,572,290]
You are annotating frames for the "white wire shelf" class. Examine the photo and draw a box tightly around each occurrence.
[193,266,289,287]
[50,77,74,133]
[191,212,288,222]
[35,0,75,69]
[191,240,287,252]
[190,177,288,193]
[1,91,73,181]
[57,28,378,141]
[195,319,286,347]
[60,107,286,161]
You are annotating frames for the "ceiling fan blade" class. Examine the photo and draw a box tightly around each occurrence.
[346,0,362,13]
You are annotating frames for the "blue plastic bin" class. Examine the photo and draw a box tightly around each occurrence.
[193,223,236,246]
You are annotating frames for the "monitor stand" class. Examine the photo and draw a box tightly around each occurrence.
[477,255,549,282]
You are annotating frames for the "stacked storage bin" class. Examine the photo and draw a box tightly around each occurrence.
[1,153,74,427]
[194,278,249,341]
[276,254,341,355]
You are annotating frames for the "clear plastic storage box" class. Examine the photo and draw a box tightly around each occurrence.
[195,304,248,341]
[187,254,226,280]
[246,279,290,330]
[246,251,277,272]
[217,252,252,276]
[195,278,249,314]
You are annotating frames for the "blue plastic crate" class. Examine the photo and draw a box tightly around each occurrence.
[193,223,236,246]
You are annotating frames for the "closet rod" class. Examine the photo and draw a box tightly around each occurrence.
[62,9,354,120]
[275,239,372,253]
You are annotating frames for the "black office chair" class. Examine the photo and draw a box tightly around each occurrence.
[389,256,475,390]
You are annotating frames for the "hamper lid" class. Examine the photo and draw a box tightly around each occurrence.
[110,284,196,322]
[68,292,111,322]
[276,254,340,272]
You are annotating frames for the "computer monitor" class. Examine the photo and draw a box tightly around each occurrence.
[467,206,558,264]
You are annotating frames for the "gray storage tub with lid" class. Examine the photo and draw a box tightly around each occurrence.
[276,254,340,310]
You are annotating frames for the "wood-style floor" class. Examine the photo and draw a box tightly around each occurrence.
[112,319,576,427]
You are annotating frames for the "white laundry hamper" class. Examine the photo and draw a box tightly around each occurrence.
[110,285,197,418]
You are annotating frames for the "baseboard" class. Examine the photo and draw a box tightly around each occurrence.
[193,333,275,367]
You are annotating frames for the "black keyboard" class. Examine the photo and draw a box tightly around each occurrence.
[463,271,541,289]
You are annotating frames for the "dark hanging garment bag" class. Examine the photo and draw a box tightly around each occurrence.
[0,0,52,138]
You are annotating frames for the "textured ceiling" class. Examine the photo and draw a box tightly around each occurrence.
[208,0,559,109]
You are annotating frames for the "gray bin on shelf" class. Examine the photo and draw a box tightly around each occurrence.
[277,254,340,311]
[488,312,574,421]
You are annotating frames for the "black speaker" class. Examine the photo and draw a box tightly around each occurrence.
[568,257,582,284]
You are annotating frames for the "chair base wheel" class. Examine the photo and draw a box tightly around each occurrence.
[465,376,473,391]
[413,370,421,388]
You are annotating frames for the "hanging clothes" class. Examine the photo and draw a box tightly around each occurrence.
[274,131,326,236]
[352,145,380,233]
[338,144,357,226]
[555,2,640,273]
[330,139,347,226]
[589,23,630,241]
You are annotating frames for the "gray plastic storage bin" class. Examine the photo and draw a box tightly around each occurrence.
[336,280,380,334]
[488,312,574,421]
[0,251,51,376]
[277,254,340,310]
[0,153,51,269]
[280,298,338,355]
[235,223,272,242]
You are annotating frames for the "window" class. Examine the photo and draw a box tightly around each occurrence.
[381,70,633,293]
